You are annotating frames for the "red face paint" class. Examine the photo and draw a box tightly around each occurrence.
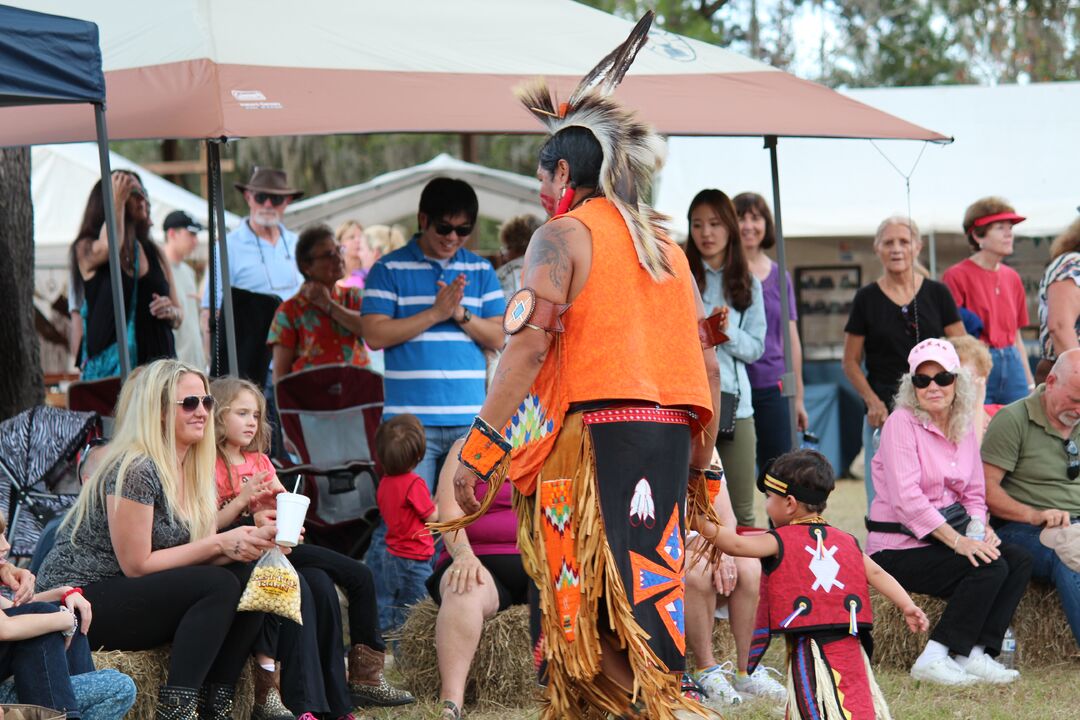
[540,192,557,217]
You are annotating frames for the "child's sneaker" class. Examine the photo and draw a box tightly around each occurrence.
[733,665,788,703]
[692,664,742,707]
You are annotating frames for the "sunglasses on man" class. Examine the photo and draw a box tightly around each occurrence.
[911,371,956,389]
[253,192,288,207]
[1065,439,1080,481]
[176,395,215,413]
[433,220,473,237]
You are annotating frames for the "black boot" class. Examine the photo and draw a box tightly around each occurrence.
[156,685,200,720]
[198,683,236,720]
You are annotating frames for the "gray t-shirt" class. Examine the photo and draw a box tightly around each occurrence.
[36,456,192,590]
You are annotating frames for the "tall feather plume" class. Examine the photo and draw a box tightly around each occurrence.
[513,12,675,281]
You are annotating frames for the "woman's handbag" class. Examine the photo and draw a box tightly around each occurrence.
[865,501,972,541]
[716,310,745,442]
[81,248,138,381]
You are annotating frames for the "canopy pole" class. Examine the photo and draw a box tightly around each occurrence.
[93,103,130,380]
[928,228,938,279]
[765,135,799,451]
[207,139,238,377]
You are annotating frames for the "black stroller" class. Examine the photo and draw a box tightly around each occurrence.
[0,406,99,560]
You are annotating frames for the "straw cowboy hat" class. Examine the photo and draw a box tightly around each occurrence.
[234,166,304,198]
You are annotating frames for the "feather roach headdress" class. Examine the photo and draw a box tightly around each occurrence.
[516,11,673,280]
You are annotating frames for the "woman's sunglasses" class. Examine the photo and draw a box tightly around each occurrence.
[176,395,215,412]
[911,371,956,389]
[433,221,473,237]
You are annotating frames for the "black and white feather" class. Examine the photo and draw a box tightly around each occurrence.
[516,11,674,281]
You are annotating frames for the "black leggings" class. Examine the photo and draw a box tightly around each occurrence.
[287,543,383,650]
[83,564,262,688]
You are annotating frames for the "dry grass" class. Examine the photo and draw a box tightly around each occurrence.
[92,648,255,719]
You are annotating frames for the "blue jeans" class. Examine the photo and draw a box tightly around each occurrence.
[751,385,793,475]
[0,602,82,715]
[987,345,1030,405]
[996,521,1080,645]
[375,553,432,633]
[416,424,470,493]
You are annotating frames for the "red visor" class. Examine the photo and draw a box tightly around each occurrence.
[972,211,1026,228]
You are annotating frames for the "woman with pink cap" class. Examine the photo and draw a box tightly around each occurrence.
[866,338,1032,686]
[942,197,1035,404]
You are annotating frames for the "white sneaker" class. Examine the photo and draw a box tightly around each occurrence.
[910,656,979,686]
[960,654,1020,684]
[693,664,743,707]
[733,665,788,703]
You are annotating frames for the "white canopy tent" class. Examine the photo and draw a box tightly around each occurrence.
[32,143,240,268]
[656,82,1079,240]
[285,154,541,231]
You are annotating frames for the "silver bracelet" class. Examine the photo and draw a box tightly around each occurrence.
[59,606,78,638]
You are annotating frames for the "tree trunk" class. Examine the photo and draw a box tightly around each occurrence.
[0,146,44,421]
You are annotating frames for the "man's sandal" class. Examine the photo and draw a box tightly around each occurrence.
[440,699,463,719]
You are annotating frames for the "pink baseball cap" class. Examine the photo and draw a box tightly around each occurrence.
[907,338,961,374]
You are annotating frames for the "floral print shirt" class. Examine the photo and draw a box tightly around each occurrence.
[267,285,369,373]
[1038,251,1080,361]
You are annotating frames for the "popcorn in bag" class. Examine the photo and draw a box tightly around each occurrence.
[237,546,302,624]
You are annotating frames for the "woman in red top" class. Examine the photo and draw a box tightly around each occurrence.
[941,197,1034,404]
[268,224,369,385]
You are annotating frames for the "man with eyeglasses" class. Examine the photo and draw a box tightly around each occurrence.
[983,348,1080,645]
[361,177,506,493]
[199,167,305,358]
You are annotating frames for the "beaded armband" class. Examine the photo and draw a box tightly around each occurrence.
[459,416,512,482]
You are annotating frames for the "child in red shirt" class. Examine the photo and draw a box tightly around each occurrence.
[374,414,438,632]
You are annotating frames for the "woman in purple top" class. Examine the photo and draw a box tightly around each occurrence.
[427,440,527,720]
[735,193,808,472]
[866,339,1030,686]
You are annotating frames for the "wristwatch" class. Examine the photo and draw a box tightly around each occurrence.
[460,308,472,324]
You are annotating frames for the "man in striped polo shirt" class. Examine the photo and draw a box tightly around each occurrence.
[362,177,506,491]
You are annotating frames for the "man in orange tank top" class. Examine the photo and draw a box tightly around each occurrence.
[433,13,723,720]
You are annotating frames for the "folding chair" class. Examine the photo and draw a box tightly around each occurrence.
[0,406,99,559]
[67,376,121,437]
[274,364,383,558]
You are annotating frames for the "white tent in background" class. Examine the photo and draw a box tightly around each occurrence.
[656,82,1080,240]
[32,143,240,268]
[286,154,541,231]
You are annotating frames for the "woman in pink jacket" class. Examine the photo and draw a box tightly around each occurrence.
[866,339,1031,687]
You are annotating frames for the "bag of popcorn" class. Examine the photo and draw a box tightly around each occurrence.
[237,547,303,624]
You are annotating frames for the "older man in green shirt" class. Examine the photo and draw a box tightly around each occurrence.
[983,348,1080,645]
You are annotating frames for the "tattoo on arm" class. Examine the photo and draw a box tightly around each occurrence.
[529,224,573,291]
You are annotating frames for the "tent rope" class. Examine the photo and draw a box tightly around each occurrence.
[869,139,929,228]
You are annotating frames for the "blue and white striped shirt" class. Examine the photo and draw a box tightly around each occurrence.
[362,237,505,427]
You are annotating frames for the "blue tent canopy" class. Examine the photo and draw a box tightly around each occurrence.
[0,4,104,107]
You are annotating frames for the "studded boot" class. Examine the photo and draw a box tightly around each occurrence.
[251,665,294,720]
[347,644,414,707]
[155,685,200,720]
[197,683,235,720]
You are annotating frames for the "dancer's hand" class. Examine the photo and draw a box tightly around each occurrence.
[452,464,481,515]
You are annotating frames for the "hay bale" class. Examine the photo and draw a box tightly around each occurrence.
[92,647,255,719]
[870,583,1075,669]
[395,598,537,709]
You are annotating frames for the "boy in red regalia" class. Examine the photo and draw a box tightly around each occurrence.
[694,450,929,719]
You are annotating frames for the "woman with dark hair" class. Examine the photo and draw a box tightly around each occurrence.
[71,171,180,377]
[735,192,808,472]
[267,223,370,385]
[686,189,766,528]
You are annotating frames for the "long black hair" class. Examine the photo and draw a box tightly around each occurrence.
[68,170,149,304]
[538,126,603,191]
[684,189,752,311]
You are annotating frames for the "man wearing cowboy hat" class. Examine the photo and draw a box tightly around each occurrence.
[199,166,305,350]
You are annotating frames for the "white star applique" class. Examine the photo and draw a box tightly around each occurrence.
[804,542,845,593]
